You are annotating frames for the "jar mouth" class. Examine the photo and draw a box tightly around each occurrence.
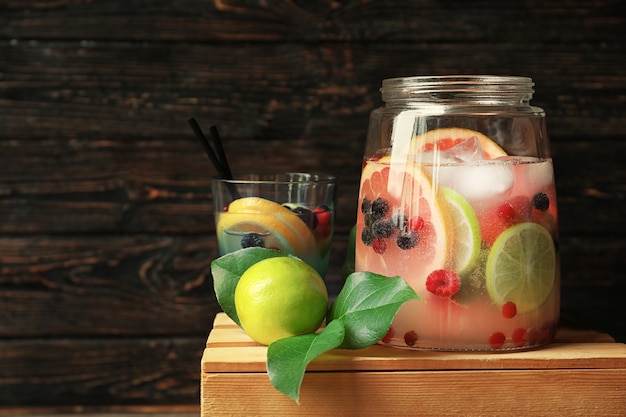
[381,75,534,104]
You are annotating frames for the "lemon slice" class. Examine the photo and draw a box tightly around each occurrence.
[486,222,556,314]
[217,197,316,262]
[441,187,481,275]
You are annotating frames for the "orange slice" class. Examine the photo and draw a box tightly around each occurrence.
[217,197,316,263]
[414,127,507,159]
[356,157,450,284]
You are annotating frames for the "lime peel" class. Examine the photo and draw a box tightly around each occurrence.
[441,187,482,275]
[485,222,556,314]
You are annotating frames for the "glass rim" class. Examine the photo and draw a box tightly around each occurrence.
[211,172,337,185]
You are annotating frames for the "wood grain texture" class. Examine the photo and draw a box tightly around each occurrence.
[203,370,626,417]
[201,313,626,417]
[1,41,624,139]
[1,0,625,410]
[0,337,204,407]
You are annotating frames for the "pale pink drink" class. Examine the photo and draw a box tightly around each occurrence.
[356,76,559,351]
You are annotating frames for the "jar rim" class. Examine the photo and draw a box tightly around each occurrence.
[380,75,535,103]
[382,75,533,86]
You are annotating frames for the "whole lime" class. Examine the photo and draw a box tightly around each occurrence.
[234,256,329,345]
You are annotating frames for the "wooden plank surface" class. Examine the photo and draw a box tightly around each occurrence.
[203,313,626,373]
[203,370,626,417]
[201,314,626,417]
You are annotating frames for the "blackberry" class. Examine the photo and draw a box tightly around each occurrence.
[371,197,390,220]
[289,206,317,228]
[361,227,375,246]
[531,192,550,211]
[372,219,395,238]
[361,198,372,214]
[396,230,419,250]
[240,233,265,248]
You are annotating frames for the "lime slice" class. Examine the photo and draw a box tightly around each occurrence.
[486,222,556,314]
[441,187,481,275]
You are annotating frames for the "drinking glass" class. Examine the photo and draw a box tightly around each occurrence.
[212,173,337,278]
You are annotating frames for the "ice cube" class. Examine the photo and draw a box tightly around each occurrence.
[416,136,486,166]
[433,161,514,207]
[504,156,555,196]
[446,136,485,162]
[416,150,460,165]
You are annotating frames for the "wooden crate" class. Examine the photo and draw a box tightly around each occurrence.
[201,313,626,416]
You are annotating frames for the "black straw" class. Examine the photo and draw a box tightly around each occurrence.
[209,125,233,180]
[189,118,228,178]
[189,118,240,199]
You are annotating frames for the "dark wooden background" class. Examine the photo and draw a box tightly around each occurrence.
[1,0,625,410]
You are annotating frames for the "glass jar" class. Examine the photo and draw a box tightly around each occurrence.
[356,75,559,351]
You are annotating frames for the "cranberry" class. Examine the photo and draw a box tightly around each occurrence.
[407,216,425,232]
[372,238,387,254]
[497,203,516,222]
[381,326,395,344]
[489,332,506,349]
[404,330,419,346]
[512,328,528,347]
[502,301,517,319]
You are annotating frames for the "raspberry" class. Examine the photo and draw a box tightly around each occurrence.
[425,270,461,297]
[404,330,419,346]
[372,237,387,254]
[502,301,517,318]
[489,331,506,349]
[531,192,550,211]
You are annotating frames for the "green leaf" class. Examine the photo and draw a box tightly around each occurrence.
[210,247,291,326]
[328,272,421,349]
[267,319,345,404]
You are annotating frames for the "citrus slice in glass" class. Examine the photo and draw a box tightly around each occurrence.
[414,127,508,159]
[357,157,450,283]
[485,222,556,314]
[441,187,482,275]
[217,197,316,262]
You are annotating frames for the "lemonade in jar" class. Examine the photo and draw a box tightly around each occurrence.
[356,76,559,351]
